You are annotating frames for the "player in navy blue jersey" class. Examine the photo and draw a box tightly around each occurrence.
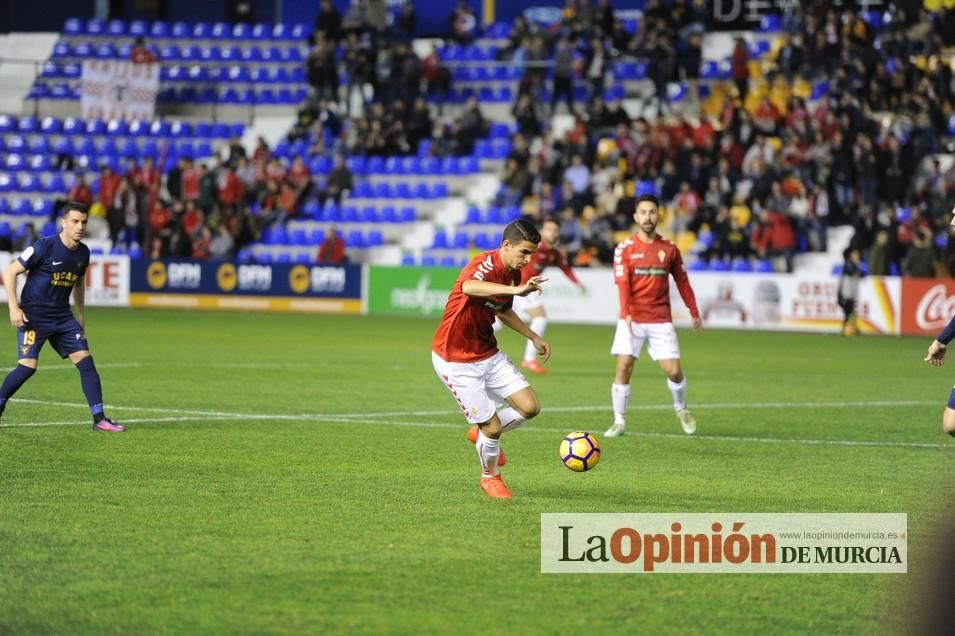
[0,201,125,432]
[924,315,955,437]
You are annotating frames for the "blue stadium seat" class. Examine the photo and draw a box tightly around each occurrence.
[401,254,415,266]
[256,251,273,264]
[160,44,181,61]
[64,18,82,36]
[346,230,366,249]
[755,259,773,273]
[94,42,116,59]
[421,255,437,266]
[465,206,482,224]
[129,20,147,37]
[33,200,54,218]
[232,23,251,40]
[358,206,378,223]
[211,22,230,40]
[473,232,491,250]
[106,19,126,36]
[399,206,415,223]
[322,203,342,223]
[6,135,25,152]
[710,259,730,272]
[149,21,169,38]
[309,229,326,245]
[11,198,31,216]
[85,19,104,36]
[0,114,14,132]
[732,258,753,272]
[381,206,397,223]
[4,154,25,171]
[0,173,14,193]
[367,230,383,247]
[18,116,38,134]
[28,137,50,154]
[439,255,457,268]
[40,116,62,135]
[251,23,270,40]
[192,22,211,39]
[18,174,39,193]
[373,182,392,198]
[30,155,53,172]
[452,232,468,249]
[432,231,448,249]
[73,41,92,58]
[44,173,65,194]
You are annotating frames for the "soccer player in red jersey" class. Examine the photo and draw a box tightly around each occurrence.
[605,194,703,438]
[431,219,551,499]
[509,217,586,375]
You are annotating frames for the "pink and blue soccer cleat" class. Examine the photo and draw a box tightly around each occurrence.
[93,418,126,432]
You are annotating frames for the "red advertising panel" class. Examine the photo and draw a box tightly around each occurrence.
[900,279,955,336]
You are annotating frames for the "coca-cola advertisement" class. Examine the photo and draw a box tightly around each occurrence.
[900,279,955,336]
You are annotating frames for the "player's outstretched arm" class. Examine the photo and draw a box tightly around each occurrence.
[498,309,551,362]
[461,276,548,298]
[3,260,27,328]
[925,340,947,367]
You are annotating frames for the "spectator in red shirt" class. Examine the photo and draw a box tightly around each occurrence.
[130,36,158,64]
[216,163,245,216]
[317,226,347,263]
[751,209,797,272]
[66,173,93,206]
[180,158,200,203]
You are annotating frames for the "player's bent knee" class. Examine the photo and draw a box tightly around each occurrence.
[479,417,503,438]
[17,358,38,370]
[943,411,955,437]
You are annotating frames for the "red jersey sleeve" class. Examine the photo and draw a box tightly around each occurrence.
[670,248,700,319]
[613,240,632,319]
[553,250,580,284]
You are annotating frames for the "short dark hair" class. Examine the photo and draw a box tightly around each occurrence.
[636,194,660,209]
[62,201,90,217]
[502,218,541,246]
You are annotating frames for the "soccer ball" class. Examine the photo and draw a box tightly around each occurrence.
[559,432,601,472]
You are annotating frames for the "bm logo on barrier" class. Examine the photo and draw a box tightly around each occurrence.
[147,261,167,289]
[217,263,238,292]
[289,265,310,294]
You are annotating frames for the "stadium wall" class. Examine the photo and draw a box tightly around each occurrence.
[127,259,362,314]
[365,265,931,337]
[0,258,942,335]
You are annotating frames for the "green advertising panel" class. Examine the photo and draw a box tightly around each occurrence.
[367,266,460,316]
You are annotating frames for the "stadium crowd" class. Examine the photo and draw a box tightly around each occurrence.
[43,0,955,276]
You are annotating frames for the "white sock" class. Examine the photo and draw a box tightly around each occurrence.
[668,377,687,411]
[492,318,503,333]
[476,431,500,477]
[524,317,548,361]
[498,406,526,432]
[612,383,630,425]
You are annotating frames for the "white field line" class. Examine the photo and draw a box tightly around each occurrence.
[0,399,950,450]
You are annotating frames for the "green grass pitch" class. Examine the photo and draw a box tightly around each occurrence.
[1,308,953,634]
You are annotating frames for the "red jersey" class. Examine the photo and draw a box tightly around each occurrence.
[181,168,200,201]
[613,234,700,323]
[519,240,579,285]
[432,250,520,363]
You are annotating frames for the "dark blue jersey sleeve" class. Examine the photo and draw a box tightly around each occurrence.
[18,239,47,270]
[937,314,955,345]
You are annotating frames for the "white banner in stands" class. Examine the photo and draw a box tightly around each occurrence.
[527,269,901,335]
[0,252,129,308]
[81,60,159,121]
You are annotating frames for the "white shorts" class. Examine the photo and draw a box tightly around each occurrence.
[511,291,542,315]
[431,351,530,424]
[610,320,681,361]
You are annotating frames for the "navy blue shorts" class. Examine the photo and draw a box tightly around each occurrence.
[16,315,89,360]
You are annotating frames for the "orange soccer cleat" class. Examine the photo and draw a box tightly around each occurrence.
[480,474,513,499]
[466,425,506,466]
[520,359,548,375]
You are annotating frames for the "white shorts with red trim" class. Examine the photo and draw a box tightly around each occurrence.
[431,350,530,424]
[610,320,681,360]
